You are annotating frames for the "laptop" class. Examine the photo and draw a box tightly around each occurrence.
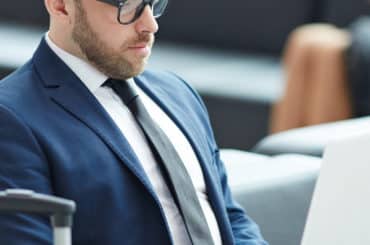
[301,133,370,245]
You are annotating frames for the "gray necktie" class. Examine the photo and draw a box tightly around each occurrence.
[104,79,215,245]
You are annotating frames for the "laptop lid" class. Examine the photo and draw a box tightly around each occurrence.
[301,133,370,245]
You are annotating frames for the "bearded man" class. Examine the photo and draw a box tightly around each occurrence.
[0,0,267,244]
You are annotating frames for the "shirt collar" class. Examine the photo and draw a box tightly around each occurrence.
[45,33,108,93]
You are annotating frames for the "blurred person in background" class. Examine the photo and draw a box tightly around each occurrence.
[270,17,370,133]
[0,0,267,244]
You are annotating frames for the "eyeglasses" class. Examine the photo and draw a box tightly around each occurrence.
[97,0,168,25]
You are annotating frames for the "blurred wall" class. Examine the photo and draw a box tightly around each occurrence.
[1,0,369,54]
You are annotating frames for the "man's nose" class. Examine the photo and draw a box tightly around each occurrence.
[135,5,159,34]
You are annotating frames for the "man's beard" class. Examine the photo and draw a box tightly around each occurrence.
[71,2,153,80]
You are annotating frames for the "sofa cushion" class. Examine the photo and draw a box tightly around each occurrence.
[253,116,370,156]
[221,149,321,245]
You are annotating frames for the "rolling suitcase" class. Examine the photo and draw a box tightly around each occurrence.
[0,189,76,245]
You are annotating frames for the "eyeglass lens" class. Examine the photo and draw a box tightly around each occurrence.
[119,0,168,24]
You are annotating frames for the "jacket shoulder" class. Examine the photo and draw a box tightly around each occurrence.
[0,60,45,114]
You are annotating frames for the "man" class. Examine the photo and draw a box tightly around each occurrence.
[0,0,267,244]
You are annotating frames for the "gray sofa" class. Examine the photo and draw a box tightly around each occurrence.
[221,149,321,245]
[247,115,370,244]
[254,116,370,157]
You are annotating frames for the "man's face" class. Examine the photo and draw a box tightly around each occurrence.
[71,0,158,80]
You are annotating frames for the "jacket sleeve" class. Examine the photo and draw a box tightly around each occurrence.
[0,104,53,245]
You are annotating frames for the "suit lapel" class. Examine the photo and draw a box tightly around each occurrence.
[135,75,222,199]
[32,39,156,196]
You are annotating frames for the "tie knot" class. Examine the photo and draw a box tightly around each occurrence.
[103,79,138,106]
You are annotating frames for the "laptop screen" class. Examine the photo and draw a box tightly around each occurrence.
[301,133,370,245]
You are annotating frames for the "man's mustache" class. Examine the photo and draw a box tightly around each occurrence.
[124,33,154,48]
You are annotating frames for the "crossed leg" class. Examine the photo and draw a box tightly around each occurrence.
[270,24,353,133]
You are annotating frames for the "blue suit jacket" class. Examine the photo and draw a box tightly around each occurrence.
[0,39,267,245]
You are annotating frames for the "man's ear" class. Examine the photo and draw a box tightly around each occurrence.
[44,0,71,20]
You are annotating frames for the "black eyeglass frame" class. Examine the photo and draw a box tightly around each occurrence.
[96,0,167,25]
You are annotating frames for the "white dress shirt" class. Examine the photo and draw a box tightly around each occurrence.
[45,34,222,245]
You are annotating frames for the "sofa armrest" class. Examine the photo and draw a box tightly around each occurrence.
[221,149,320,245]
[252,116,370,157]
